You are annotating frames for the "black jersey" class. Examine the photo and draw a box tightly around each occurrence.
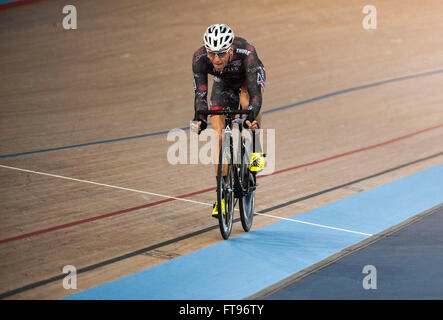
[192,37,265,122]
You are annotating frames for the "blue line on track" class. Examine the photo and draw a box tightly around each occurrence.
[0,127,189,159]
[64,164,443,300]
[1,69,442,159]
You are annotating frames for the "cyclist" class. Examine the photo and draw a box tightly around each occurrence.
[191,24,266,217]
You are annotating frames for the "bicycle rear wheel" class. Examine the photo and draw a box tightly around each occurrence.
[217,135,235,240]
[239,137,255,232]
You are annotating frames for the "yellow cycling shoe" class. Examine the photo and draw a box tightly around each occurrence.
[249,153,265,172]
[212,199,226,218]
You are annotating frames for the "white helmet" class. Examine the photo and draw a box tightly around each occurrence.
[203,24,234,52]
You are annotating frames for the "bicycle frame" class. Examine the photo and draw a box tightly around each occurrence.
[197,108,256,168]
[196,108,257,239]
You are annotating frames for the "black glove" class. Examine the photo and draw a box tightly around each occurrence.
[192,116,207,135]
[243,107,256,129]
[243,115,256,129]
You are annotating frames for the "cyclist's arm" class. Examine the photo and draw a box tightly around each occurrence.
[244,49,263,122]
[192,49,209,124]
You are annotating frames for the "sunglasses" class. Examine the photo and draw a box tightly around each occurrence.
[207,48,230,59]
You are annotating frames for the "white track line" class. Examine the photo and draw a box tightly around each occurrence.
[0,164,372,236]
[0,164,212,207]
[255,212,373,236]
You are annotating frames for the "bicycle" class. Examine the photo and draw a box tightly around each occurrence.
[196,108,262,240]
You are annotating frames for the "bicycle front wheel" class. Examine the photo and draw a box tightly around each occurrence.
[239,142,255,232]
[217,137,235,240]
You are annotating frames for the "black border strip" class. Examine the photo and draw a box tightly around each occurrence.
[1,151,442,299]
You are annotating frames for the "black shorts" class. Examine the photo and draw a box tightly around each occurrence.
[209,77,240,117]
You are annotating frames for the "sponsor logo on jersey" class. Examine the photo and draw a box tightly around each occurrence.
[223,66,240,73]
[257,67,265,88]
[236,48,251,56]
[194,52,207,63]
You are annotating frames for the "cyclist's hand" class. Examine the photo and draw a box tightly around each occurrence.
[191,119,207,134]
[245,120,260,130]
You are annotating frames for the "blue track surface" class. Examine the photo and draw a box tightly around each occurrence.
[64,164,443,300]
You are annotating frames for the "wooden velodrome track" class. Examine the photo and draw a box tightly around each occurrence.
[0,0,442,299]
